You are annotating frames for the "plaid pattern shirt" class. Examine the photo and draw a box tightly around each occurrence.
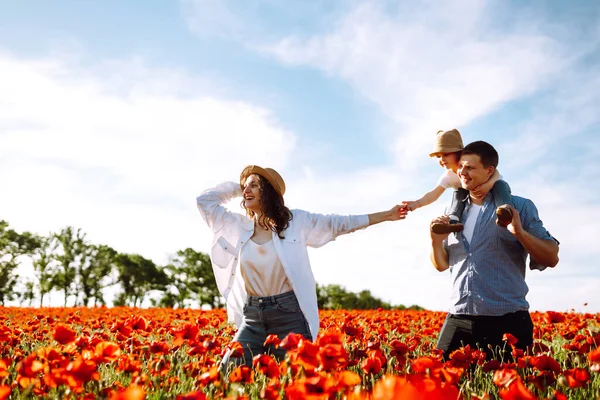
[444,193,558,316]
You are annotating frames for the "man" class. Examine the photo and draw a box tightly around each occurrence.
[429,141,559,360]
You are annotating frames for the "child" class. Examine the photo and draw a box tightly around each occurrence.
[403,129,514,234]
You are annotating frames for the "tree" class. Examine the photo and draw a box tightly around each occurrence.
[318,284,355,310]
[0,221,39,305]
[79,245,117,306]
[52,227,89,306]
[160,248,224,308]
[316,283,412,310]
[30,234,55,307]
[21,281,36,306]
[114,253,168,307]
[354,290,392,310]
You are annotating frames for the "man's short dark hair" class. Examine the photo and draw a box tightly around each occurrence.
[462,141,499,168]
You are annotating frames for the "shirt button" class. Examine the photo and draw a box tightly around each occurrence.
[259,299,263,303]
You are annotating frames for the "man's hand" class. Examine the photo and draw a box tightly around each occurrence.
[430,215,451,240]
[505,206,524,236]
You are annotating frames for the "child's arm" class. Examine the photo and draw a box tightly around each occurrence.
[403,186,446,211]
[472,169,500,199]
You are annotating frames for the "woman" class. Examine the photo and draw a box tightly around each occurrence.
[196,165,407,369]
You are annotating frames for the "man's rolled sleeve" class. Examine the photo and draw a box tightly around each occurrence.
[521,199,559,271]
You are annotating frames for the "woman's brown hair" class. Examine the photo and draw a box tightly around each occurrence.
[241,174,293,238]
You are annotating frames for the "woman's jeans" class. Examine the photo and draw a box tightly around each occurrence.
[220,291,312,372]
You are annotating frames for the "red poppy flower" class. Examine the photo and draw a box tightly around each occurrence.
[544,311,566,324]
[227,342,244,358]
[502,333,518,346]
[229,365,253,383]
[0,385,11,400]
[198,366,220,385]
[530,355,561,374]
[280,333,306,351]
[498,378,536,400]
[176,391,207,400]
[95,342,121,363]
[318,343,348,371]
[109,384,146,400]
[493,368,519,387]
[253,354,280,379]
[53,324,77,345]
[264,334,281,348]
[564,368,590,388]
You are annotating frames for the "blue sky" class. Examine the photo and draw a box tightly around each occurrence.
[1,1,599,312]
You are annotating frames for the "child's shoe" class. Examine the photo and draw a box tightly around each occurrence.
[431,222,464,234]
[496,205,513,228]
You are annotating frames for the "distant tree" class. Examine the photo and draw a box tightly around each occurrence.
[0,221,39,305]
[78,244,117,306]
[160,248,224,308]
[319,284,354,310]
[21,281,36,306]
[114,253,168,307]
[52,227,88,306]
[30,234,55,307]
[316,283,418,310]
[354,290,392,310]
[316,283,328,309]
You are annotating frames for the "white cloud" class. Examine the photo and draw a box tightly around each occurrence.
[261,1,589,174]
[0,50,295,266]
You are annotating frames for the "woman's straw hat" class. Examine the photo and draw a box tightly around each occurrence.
[240,165,286,196]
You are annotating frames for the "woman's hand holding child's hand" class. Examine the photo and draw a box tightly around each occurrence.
[402,201,419,211]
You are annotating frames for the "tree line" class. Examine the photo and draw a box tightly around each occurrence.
[0,219,422,310]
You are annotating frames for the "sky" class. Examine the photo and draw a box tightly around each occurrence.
[1,0,599,312]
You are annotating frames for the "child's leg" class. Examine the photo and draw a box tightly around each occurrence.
[432,188,467,234]
[493,180,514,228]
[491,180,513,208]
[447,188,468,223]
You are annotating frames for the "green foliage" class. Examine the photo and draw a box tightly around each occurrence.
[1,218,423,310]
[316,283,418,310]
[113,253,168,307]
[0,220,39,305]
[52,227,88,306]
[160,247,224,309]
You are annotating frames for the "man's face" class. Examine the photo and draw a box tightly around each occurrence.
[458,154,494,191]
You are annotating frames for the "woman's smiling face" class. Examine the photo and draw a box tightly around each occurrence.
[242,174,262,213]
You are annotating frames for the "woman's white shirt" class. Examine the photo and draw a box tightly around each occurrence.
[196,181,369,340]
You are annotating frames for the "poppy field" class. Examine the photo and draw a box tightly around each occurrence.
[0,307,599,399]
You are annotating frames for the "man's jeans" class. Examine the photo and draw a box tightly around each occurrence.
[220,290,312,372]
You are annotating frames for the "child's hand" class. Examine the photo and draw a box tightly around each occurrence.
[402,201,420,211]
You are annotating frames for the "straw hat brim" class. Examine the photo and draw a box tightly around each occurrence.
[240,165,286,196]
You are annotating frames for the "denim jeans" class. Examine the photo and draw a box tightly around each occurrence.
[447,180,513,222]
[220,290,312,372]
[436,310,533,361]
